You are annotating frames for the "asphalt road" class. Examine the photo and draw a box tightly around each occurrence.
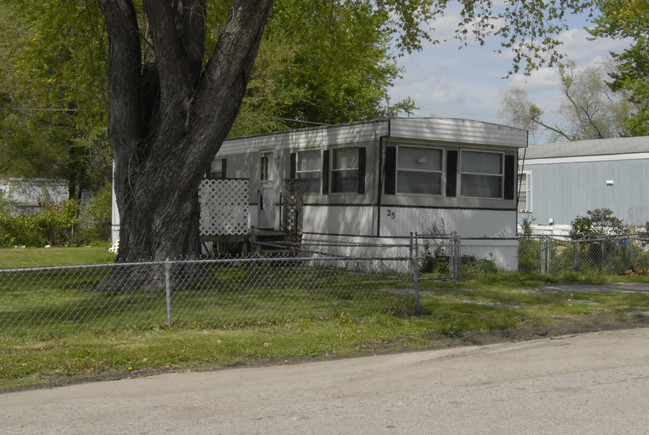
[2,327,649,434]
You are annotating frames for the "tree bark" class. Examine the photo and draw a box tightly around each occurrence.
[97,0,273,289]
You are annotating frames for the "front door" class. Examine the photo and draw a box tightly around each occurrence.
[258,151,277,229]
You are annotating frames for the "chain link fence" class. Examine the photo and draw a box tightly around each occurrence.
[0,254,417,338]
[519,235,649,275]
[3,233,649,338]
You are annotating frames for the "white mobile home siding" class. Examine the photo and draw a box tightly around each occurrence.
[213,118,526,239]
[112,118,528,263]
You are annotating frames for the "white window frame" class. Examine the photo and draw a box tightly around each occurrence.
[518,171,532,213]
[330,147,359,194]
[296,150,322,194]
[395,145,443,196]
[460,149,505,199]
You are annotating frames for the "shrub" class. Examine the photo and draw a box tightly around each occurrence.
[461,257,500,275]
[76,183,113,243]
[420,240,449,274]
[0,200,80,247]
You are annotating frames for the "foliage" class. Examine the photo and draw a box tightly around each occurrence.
[419,219,450,275]
[499,60,635,141]
[461,257,501,275]
[590,0,649,135]
[568,209,632,274]
[1,0,111,198]
[77,182,112,243]
[570,208,628,240]
[232,0,416,134]
[0,185,111,247]
[0,200,80,247]
[518,218,542,272]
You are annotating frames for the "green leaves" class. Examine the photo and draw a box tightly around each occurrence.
[0,0,110,196]
[232,0,412,134]
[590,0,649,135]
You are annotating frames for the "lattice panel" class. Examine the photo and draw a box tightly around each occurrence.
[282,179,303,242]
[199,179,249,236]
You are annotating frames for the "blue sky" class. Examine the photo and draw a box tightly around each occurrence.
[388,7,632,144]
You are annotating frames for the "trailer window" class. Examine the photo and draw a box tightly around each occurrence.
[260,152,272,181]
[331,147,359,193]
[518,172,532,213]
[396,147,442,195]
[460,150,503,198]
[209,158,226,179]
[297,150,322,193]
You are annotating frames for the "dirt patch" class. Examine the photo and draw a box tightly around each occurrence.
[452,316,649,346]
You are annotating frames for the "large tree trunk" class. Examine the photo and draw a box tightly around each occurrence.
[97,0,273,289]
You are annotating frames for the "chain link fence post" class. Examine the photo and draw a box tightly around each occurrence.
[409,232,422,316]
[451,232,461,279]
[165,258,172,326]
[540,236,547,275]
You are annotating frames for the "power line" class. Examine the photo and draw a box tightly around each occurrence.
[1,107,78,112]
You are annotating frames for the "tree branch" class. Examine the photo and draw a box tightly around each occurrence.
[533,118,574,141]
[197,0,274,127]
[98,0,142,157]
[142,0,193,99]
[177,0,206,76]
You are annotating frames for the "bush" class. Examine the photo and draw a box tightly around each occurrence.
[419,240,449,274]
[461,257,500,275]
[0,200,81,247]
[76,183,112,243]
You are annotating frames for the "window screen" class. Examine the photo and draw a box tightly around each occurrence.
[331,148,359,193]
[396,147,442,195]
[297,150,322,194]
[460,151,503,198]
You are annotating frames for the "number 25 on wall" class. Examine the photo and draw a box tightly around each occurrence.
[386,209,395,220]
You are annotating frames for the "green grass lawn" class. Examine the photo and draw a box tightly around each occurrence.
[2,249,649,391]
[0,245,115,269]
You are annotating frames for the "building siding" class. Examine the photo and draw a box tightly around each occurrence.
[520,157,649,227]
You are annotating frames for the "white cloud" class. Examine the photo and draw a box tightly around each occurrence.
[389,8,633,142]
[511,67,559,89]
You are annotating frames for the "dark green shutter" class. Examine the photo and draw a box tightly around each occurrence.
[446,150,458,197]
[384,146,396,195]
[322,150,329,195]
[358,147,366,194]
[504,155,515,200]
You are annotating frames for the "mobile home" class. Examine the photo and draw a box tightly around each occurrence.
[518,136,649,235]
[0,178,68,215]
[202,118,528,267]
[112,118,528,267]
